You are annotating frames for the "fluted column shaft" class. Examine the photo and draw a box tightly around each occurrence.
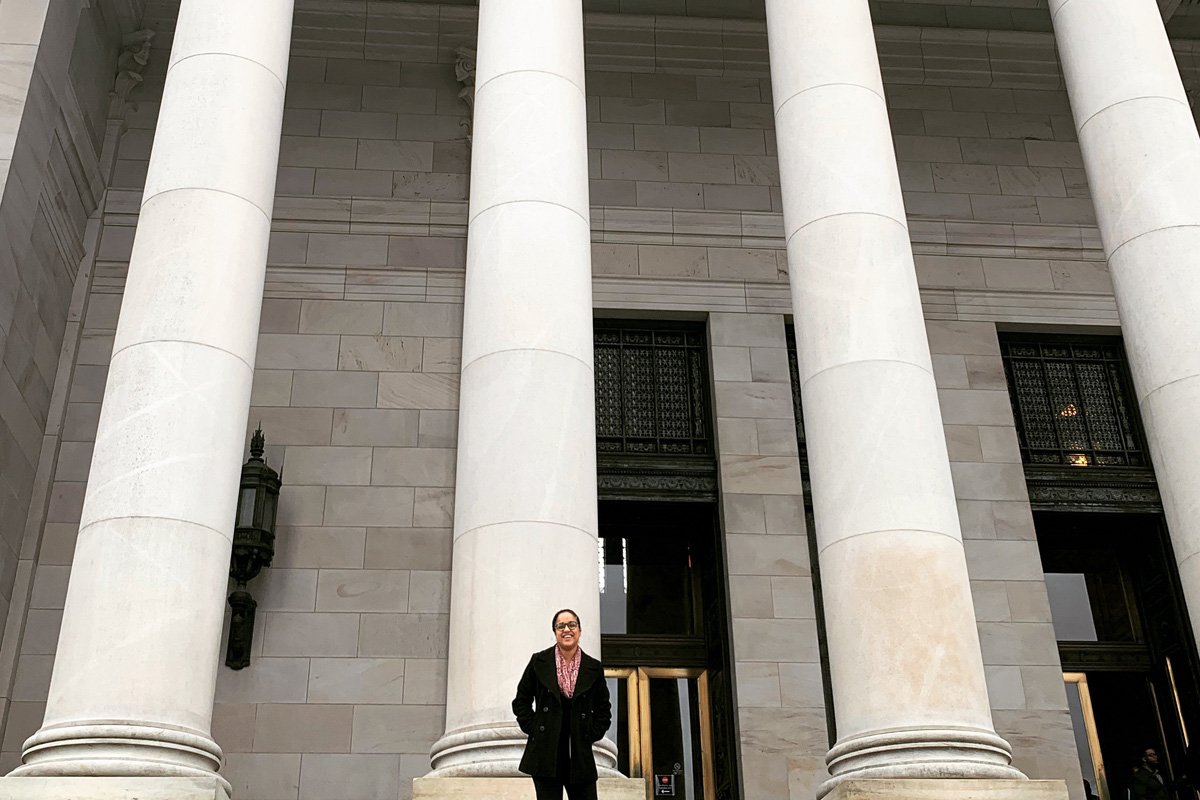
[11,0,293,786]
[1051,0,1200,643]
[429,0,609,777]
[764,2,1024,793]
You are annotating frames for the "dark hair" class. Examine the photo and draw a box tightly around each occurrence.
[551,608,581,631]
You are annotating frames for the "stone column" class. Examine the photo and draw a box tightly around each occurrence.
[9,0,293,788]
[1051,0,1200,644]
[427,0,611,778]
[764,1,1026,794]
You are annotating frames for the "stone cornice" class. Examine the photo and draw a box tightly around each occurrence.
[102,193,1108,264]
[140,1,1198,87]
[274,2,1083,87]
[41,81,105,282]
[97,187,1121,322]
[87,256,1119,326]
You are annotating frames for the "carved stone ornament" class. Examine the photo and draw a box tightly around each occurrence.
[600,634,708,668]
[109,29,154,120]
[1024,465,1162,513]
[1059,642,1153,671]
[597,471,718,501]
[455,47,476,144]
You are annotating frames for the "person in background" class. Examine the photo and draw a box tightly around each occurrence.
[513,609,612,800]
[1129,748,1169,800]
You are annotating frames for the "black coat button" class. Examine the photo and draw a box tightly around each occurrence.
[542,707,548,712]
[581,713,586,718]
[539,725,545,732]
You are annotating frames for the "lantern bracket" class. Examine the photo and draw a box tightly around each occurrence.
[225,427,282,670]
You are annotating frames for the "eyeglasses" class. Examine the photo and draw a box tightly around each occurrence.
[554,621,579,631]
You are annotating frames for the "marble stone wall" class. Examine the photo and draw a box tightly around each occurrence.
[5,3,1171,799]
[709,312,827,799]
[929,320,1085,796]
[0,0,141,758]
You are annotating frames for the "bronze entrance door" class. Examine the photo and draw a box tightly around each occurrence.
[604,666,716,800]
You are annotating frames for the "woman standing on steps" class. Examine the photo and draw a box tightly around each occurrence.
[513,609,612,800]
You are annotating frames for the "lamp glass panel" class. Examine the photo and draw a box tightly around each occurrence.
[237,487,256,528]
[263,490,278,530]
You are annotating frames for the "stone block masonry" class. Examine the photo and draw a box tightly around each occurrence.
[3,2,1170,799]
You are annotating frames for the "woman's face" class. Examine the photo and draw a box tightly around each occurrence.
[554,611,580,649]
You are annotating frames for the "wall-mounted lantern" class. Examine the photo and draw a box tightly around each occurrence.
[225,427,281,670]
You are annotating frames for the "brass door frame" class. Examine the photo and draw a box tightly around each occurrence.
[606,666,715,800]
[1065,672,1108,800]
[605,668,642,778]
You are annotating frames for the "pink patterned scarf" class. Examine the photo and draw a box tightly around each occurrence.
[555,645,581,698]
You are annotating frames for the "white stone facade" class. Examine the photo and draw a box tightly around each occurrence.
[1,0,1199,799]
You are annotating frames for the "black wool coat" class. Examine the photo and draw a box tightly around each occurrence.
[1129,767,1170,800]
[512,646,612,783]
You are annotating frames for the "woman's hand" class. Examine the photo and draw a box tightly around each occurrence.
[511,655,539,735]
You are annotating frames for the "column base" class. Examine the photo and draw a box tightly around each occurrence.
[413,777,646,800]
[429,726,619,778]
[825,779,1069,800]
[0,777,229,800]
[10,722,226,788]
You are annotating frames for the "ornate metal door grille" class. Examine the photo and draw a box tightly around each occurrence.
[1000,335,1146,468]
[593,321,716,501]
[595,323,711,457]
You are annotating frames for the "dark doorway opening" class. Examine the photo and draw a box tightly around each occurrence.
[1039,512,1200,800]
[597,499,738,800]
[599,500,715,653]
